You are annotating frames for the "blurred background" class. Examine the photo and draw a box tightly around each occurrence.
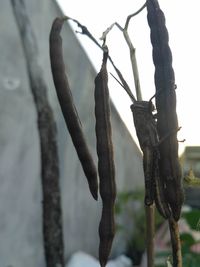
[0,1,200,267]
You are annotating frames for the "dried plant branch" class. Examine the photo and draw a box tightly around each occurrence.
[124,2,147,29]
[168,217,182,267]
[145,204,155,267]
[100,2,146,101]
[67,17,136,102]
[122,29,142,101]
[101,20,142,100]
[71,18,103,50]
[123,3,147,101]
[11,1,64,266]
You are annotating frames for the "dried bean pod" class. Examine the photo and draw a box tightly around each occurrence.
[146,0,184,221]
[131,101,156,206]
[49,17,98,200]
[131,101,171,218]
[95,49,116,267]
[154,157,171,219]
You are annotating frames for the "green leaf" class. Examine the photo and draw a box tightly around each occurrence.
[181,232,195,253]
[115,202,121,214]
[182,209,200,230]
[155,250,171,258]
[181,232,195,245]
[115,223,124,232]
[182,252,200,267]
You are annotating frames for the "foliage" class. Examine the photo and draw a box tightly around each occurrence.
[116,190,200,266]
[181,209,200,267]
[115,189,164,264]
[155,209,200,267]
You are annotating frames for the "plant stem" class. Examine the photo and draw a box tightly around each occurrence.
[11,1,64,266]
[145,204,155,267]
[70,18,135,102]
[168,217,182,267]
[123,30,142,101]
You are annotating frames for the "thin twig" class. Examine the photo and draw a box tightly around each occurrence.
[123,29,142,101]
[123,2,146,101]
[125,2,147,29]
[100,3,146,101]
[71,18,103,50]
[11,1,64,267]
[68,18,136,102]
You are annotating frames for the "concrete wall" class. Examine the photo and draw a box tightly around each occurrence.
[0,0,144,266]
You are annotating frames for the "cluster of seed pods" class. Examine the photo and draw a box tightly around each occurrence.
[50,18,116,267]
[130,100,171,219]
[146,0,184,221]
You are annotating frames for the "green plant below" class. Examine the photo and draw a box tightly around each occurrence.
[115,189,164,265]
[155,209,200,267]
[116,190,200,266]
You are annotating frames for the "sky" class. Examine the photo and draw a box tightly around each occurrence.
[56,0,200,154]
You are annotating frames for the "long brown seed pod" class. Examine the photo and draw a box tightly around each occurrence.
[146,0,184,221]
[49,17,98,200]
[95,48,116,267]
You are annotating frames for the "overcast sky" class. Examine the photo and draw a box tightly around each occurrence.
[56,0,200,154]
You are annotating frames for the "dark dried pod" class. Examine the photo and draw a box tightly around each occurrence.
[131,101,157,206]
[49,17,98,200]
[131,101,171,218]
[154,160,171,219]
[95,48,116,267]
[146,0,184,221]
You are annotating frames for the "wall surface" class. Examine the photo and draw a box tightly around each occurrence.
[0,0,144,266]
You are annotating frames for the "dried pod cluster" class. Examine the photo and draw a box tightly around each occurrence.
[131,101,171,219]
[50,18,116,267]
[94,49,116,267]
[49,17,98,200]
[146,0,184,221]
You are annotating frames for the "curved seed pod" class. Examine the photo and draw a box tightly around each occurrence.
[146,0,184,221]
[153,157,171,219]
[49,17,98,200]
[95,48,116,267]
